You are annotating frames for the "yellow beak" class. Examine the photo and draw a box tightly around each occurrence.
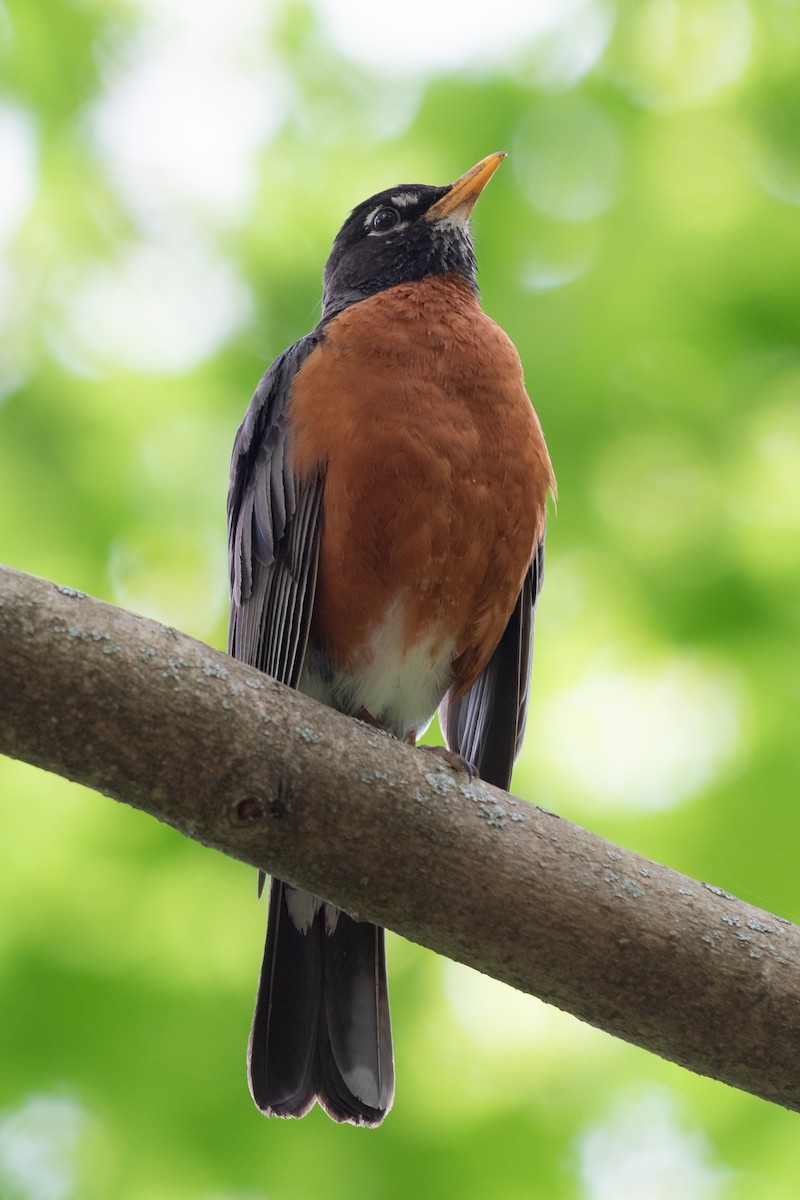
[425,152,506,221]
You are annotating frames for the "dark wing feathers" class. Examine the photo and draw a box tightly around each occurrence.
[441,536,545,790]
[228,333,324,687]
[230,331,393,1126]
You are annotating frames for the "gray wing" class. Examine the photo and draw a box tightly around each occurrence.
[228,333,324,687]
[440,537,545,791]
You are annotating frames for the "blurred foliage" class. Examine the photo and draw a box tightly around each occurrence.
[2,0,800,1196]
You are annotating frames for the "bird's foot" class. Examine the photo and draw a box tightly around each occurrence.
[417,744,480,779]
[355,707,379,727]
[354,707,391,735]
[355,711,479,780]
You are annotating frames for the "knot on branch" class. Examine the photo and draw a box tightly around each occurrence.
[230,795,267,825]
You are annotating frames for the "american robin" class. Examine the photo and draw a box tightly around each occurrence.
[227,153,554,1126]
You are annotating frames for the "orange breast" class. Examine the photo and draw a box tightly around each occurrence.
[288,275,554,699]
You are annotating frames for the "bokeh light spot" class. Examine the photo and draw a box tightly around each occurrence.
[0,1096,92,1200]
[535,652,745,813]
[728,374,800,577]
[90,0,286,230]
[0,104,39,247]
[109,519,227,636]
[521,223,600,292]
[623,0,753,110]
[514,0,615,88]
[577,1091,730,1199]
[443,960,606,1057]
[316,0,612,78]
[51,236,252,374]
[748,101,800,209]
[514,97,623,222]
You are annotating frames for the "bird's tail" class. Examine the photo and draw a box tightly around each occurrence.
[248,878,394,1125]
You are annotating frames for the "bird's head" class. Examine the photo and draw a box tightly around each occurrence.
[321,153,505,319]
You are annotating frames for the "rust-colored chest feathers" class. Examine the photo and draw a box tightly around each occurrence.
[287,275,553,703]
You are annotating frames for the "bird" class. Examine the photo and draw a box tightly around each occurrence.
[227,153,554,1126]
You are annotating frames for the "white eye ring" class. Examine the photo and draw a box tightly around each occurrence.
[366,206,402,236]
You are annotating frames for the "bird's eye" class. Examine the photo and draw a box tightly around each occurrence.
[371,207,399,233]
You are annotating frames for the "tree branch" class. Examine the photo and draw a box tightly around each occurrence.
[2,562,799,1111]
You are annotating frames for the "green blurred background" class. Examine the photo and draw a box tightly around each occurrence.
[2,0,800,1196]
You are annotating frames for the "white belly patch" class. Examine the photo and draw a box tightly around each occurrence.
[300,597,454,741]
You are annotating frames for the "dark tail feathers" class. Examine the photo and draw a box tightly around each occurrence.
[248,879,394,1126]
